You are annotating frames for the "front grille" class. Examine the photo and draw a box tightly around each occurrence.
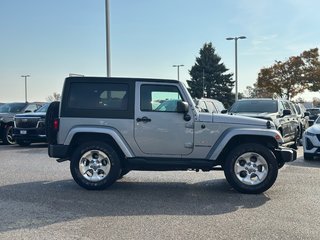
[15,118,40,128]
[306,138,314,150]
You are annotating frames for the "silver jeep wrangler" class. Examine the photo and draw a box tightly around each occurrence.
[47,77,296,194]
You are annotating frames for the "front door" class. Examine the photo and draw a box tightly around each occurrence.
[134,82,194,155]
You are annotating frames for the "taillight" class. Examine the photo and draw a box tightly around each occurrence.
[53,119,59,130]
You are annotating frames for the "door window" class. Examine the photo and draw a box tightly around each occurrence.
[140,85,183,112]
[282,101,291,111]
[197,100,209,112]
[205,101,217,113]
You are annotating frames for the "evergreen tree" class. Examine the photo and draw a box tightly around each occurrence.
[187,42,234,106]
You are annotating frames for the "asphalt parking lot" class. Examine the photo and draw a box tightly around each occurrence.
[0,144,319,240]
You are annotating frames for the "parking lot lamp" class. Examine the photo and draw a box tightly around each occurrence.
[172,64,184,81]
[106,0,111,77]
[226,36,246,101]
[21,75,30,102]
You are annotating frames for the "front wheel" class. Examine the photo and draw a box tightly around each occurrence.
[223,143,278,194]
[2,125,16,145]
[70,142,122,190]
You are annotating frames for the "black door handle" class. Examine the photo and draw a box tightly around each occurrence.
[136,116,151,122]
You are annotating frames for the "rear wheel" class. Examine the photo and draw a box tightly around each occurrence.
[223,143,278,194]
[70,142,122,190]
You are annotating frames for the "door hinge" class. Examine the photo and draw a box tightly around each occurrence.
[185,123,194,128]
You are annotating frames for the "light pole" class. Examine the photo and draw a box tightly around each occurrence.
[172,64,184,81]
[21,75,30,102]
[202,69,205,98]
[105,0,111,77]
[226,36,246,101]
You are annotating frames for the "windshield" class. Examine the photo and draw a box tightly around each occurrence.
[230,100,278,113]
[0,103,27,113]
[307,108,320,115]
[36,103,49,113]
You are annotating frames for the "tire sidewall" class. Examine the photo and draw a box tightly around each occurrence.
[224,143,278,194]
[70,142,121,190]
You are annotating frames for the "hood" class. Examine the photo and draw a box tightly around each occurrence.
[230,112,275,120]
[306,123,320,134]
[0,113,15,122]
[198,113,272,128]
[15,112,46,118]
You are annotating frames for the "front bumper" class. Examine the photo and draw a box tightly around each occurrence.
[13,128,47,143]
[274,147,297,163]
[303,134,320,155]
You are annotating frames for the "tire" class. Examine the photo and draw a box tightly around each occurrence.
[304,153,314,161]
[45,101,60,144]
[2,125,16,145]
[299,124,304,139]
[223,143,278,194]
[291,129,299,149]
[70,142,122,190]
[16,140,31,147]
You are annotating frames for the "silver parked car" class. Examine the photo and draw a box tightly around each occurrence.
[47,76,296,194]
[194,98,226,114]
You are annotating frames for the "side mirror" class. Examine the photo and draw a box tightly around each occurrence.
[283,109,291,116]
[221,109,227,114]
[177,101,189,113]
[304,111,310,117]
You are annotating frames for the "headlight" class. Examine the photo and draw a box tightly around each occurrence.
[266,120,275,129]
[0,117,3,122]
[305,131,316,137]
[269,121,275,129]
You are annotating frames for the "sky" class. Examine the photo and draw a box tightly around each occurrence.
[0,0,320,102]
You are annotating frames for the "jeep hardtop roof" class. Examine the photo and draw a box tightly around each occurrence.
[64,76,180,84]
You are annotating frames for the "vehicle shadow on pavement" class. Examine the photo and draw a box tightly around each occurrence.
[12,143,48,148]
[0,179,270,232]
[288,158,320,169]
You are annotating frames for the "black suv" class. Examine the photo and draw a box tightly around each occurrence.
[0,102,42,144]
[13,103,49,146]
[306,108,320,126]
[229,98,300,147]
